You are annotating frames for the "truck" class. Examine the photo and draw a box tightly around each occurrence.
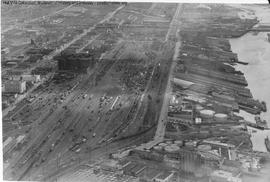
[75,148,81,153]
[69,144,80,151]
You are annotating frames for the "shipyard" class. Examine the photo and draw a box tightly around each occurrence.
[1,1,270,182]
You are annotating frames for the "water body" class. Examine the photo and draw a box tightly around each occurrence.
[229,5,270,152]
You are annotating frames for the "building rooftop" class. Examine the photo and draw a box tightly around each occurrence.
[203,140,235,148]
[211,170,233,178]
[155,171,174,180]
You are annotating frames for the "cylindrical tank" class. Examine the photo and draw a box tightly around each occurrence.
[185,141,197,148]
[158,143,167,147]
[165,140,173,144]
[200,109,215,119]
[214,113,228,122]
[164,145,180,153]
[197,144,212,151]
[171,144,179,148]
[174,140,183,146]
[153,145,163,151]
[195,104,204,112]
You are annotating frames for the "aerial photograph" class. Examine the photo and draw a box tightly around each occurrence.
[1,1,270,181]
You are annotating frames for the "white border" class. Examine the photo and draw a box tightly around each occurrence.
[4,0,269,4]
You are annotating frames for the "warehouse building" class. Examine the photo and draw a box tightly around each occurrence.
[3,80,26,93]
[202,140,237,160]
[153,171,174,182]
[10,74,41,83]
[55,52,95,73]
[209,170,242,182]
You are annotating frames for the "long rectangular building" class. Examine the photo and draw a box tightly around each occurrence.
[3,80,26,93]
[55,52,95,73]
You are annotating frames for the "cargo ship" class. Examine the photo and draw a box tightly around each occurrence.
[265,136,270,152]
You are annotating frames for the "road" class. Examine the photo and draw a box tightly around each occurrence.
[155,3,183,141]
[154,41,181,140]
[165,3,182,42]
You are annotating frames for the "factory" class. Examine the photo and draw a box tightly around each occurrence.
[152,171,174,182]
[55,52,95,73]
[209,170,242,182]
[202,140,237,161]
[3,80,26,93]
[9,74,41,83]
[3,135,26,161]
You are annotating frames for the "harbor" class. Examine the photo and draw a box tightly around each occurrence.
[230,4,270,153]
[2,2,270,182]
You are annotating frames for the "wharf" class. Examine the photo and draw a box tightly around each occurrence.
[185,65,248,86]
[174,72,252,98]
[250,24,270,32]
[181,56,243,75]
[168,116,240,126]
[240,120,270,130]
[236,96,266,112]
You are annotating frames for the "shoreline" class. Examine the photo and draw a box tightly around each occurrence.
[230,32,270,152]
[229,5,270,152]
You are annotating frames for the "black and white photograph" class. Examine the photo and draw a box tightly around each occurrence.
[1,0,270,181]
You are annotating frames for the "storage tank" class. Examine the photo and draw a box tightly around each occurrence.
[171,144,179,148]
[174,140,183,146]
[214,113,228,122]
[158,143,167,147]
[164,145,180,153]
[195,104,204,112]
[197,144,212,151]
[200,110,215,119]
[153,145,163,151]
[185,141,197,148]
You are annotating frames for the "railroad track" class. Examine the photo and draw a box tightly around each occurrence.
[43,124,156,182]
[15,36,128,180]
[7,72,97,179]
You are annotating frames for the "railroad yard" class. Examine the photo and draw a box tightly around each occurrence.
[2,2,177,181]
[2,2,270,182]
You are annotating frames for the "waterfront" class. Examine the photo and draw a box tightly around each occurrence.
[230,5,270,152]
[2,3,270,181]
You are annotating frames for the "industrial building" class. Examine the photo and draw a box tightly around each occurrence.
[55,52,95,73]
[209,170,242,182]
[10,74,41,83]
[153,171,174,182]
[202,140,237,160]
[3,80,26,93]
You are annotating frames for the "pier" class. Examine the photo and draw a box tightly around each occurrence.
[250,24,270,32]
